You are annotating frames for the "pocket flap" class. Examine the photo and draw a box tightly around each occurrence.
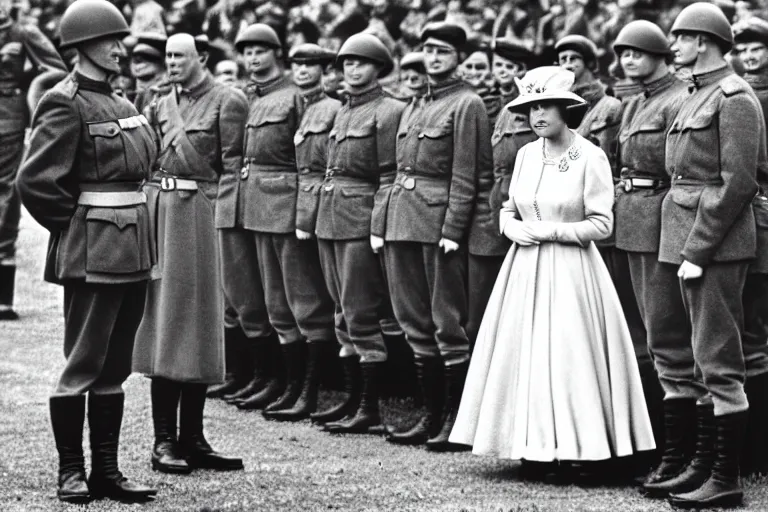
[86,207,138,230]
[300,118,334,137]
[341,121,375,140]
[414,179,449,206]
[683,110,716,131]
[249,102,292,127]
[340,186,374,198]
[88,121,121,138]
[420,126,450,139]
[670,187,703,210]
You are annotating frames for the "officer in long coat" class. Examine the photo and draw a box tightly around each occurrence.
[609,21,691,494]
[732,18,768,477]
[132,33,246,475]
[382,22,490,451]
[0,0,66,320]
[307,35,404,434]
[264,43,341,422]
[224,24,336,412]
[17,0,157,503]
[659,4,766,509]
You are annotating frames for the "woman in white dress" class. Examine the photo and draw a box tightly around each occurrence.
[450,67,655,481]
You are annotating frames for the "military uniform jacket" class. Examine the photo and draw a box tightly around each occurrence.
[215,75,302,232]
[316,85,404,241]
[152,73,247,183]
[660,66,765,267]
[294,86,341,234]
[17,73,158,284]
[743,71,768,274]
[574,80,622,172]
[385,79,488,244]
[614,74,687,253]
[0,20,65,134]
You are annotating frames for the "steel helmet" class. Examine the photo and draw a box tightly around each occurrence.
[555,35,599,66]
[235,23,281,53]
[336,33,393,77]
[59,0,130,50]
[613,20,671,56]
[671,2,734,51]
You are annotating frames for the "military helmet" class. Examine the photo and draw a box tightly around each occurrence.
[59,0,130,50]
[336,33,393,77]
[235,23,282,52]
[555,35,599,65]
[671,2,734,51]
[613,20,670,56]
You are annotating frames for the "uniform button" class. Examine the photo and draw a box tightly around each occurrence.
[324,184,334,192]
[404,177,415,190]
[241,167,249,179]
[404,167,412,172]
[676,175,683,180]
[418,132,425,139]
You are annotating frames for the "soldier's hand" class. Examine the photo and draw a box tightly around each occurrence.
[678,260,704,280]
[370,235,384,253]
[439,238,460,254]
[296,229,312,240]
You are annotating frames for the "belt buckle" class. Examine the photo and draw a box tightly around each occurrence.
[623,180,633,193]
[161,176,176,190]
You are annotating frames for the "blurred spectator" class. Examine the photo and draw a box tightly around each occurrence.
[130,0,166,35]
[397,50,426,97]
[214,57,240,84]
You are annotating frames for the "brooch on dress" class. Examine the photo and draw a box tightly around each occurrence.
[557,143,581,172]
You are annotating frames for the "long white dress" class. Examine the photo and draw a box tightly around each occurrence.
[450,133,656,462]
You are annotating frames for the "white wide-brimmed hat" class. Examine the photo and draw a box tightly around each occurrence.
[507,66,586,113]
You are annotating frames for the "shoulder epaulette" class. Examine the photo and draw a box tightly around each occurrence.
[719,75,747,97]
[58,74,78,99]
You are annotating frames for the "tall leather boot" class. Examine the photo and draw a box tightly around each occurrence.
[642,398,697,495]
[150,378,190,474]
[668,410,748,509]
[742,372,768,476]
[208,327,246,398]
[50,395,89,503]
[426,360,471,452]
[223,334,274,403]
[236,338,286,410]
[263,341,306,416]
[386,358,444,445]
[0,265,18,320]
[324,362,384,434]
[645,402,715,498]
[311,354,361,425]
[87,393,157,503]
[178,383,244,471]
[265,341,327,421]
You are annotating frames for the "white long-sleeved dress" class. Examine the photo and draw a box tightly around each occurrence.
[450,133,656,461]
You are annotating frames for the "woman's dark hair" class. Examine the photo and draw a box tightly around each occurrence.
[529,101,588,130]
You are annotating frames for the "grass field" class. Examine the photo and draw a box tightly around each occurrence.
[2,211,768,512]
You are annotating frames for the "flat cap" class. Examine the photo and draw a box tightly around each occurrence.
[132,43,163,60]
[289,43,336,64]
[492,38,535,64]
[420,22,467,49]
[734,17,768,45]
[400,51,425,70]
[555,34,598,63]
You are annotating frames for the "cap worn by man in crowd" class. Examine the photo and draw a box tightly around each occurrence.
[734,16,768,45]
[194,34,210,54]
[493,38,535,65]
[235,23,282,52]
[400,51,425,71]
[555,35,599,65]
[131,32,167,60]
[420,22,467,50]
[613,20,671,56]
[289,43,336,65]
[506,66,586,113]
[670,2,734,51]
[336,33,393,77]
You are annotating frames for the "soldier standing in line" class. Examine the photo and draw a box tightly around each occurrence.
[659,4,765,508]
[382,22,489,451]
[132,33,246,475]
[17,0,157,503]
[491,38,534,106]
[398,52,427,99]
[0,0,66,320]
[225,23,336,413]
[732,17,768,477]
[609,20,691,491]
[308,34,404,434]
[265,43,340,422]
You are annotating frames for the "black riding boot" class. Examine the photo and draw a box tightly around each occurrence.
[223,333,276,403]
[386,358,443,445]
[263,341,306,416]
[642,398,697,496]
[87,393,157,503]
[207,327,246,398]
[742,372,768,476]
[266,341,327,421]
[311,354,361,425]
[0,264,18,320]
[426,361,471,452]
[50,395,89,503]
[150,378,190,474]
[324,362,384,434]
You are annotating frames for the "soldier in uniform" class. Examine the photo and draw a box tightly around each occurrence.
[659,4,765,508]
[732,17,768,477]
[382,22,489,451]
[399,51,427,99]
[0,0,66,320]
[308,34,404,434]
[264,42,339,422]
[17,0,157,503]
[130,32,167,113]
[132,33,246,475]
[225,24,336,412]
[491,38,534,106]
[610,20,691,491]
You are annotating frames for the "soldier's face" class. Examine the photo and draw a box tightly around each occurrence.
[243,44,278,76]
[493,54,522,88]
[619,48,660,80]
[342,58,379,89]
[460,51,491,88]
[529,102,567,139]
[402,68,426,93]
[422,40,459,77]
[738,42,768,72]
[671,33,700,67]
[130,54,163,80]
[80,37,125,74]
[558,50,586,81]
[291,61,323,88]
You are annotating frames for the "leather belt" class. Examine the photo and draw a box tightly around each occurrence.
[621,178,669,192]
[158,176,199,191]
[78,191,147,207]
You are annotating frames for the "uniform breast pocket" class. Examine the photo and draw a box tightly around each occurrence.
[340,121,377,169]
[417,125,452,169]
[88,121,128,180]
[85,206,152,274]
[186,119,216,162]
